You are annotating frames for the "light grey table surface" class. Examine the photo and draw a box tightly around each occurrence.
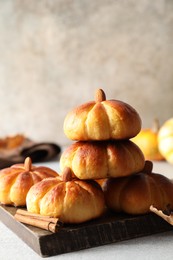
[0,160,173,260]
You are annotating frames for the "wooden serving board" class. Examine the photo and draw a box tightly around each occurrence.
[0,205,172,257]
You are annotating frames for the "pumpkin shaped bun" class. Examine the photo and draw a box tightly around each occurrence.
[26,167,105,224]
[63,89,142,141]
[60,140,145,180]
[0,157,58,206]
[102,161,173,215]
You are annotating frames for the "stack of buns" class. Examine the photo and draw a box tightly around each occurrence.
[60,89,173,216]
[60,89,145,180]
[26,87,146,223]
[1,88,172,225]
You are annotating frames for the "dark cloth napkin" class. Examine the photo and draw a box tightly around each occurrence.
[0,139,61,169]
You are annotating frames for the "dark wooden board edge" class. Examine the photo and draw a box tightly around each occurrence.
[0,205,173,258]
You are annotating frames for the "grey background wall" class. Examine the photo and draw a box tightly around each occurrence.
[0,0,173,147]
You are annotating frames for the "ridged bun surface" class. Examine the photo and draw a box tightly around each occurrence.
[60,140,145,179]
[0,157,58,206]
[26,168,105,224]
[102,161,173,214]
[63,89,142,141]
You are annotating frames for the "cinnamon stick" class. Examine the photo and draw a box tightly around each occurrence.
[14,209,63,233]
[150,205,173,225]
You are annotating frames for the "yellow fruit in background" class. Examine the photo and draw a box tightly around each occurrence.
[131,119,164,161]
[158,118,173,164]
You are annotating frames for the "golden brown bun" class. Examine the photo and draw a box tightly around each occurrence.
[63,89,142,141]
[103,161,173,214]
[60,140,145,179]
[26,167,105,224]
[0,157,58,206]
